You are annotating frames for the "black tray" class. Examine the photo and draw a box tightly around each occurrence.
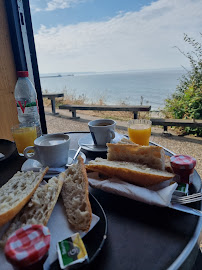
[0,139,17,163]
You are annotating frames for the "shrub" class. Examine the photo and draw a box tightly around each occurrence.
[164,33,202,136]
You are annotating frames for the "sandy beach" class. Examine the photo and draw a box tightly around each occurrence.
[44,107,202,179]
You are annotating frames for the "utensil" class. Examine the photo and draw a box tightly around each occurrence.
[171,193,202,204]
[80,143,107,151]
[65,146,82,167]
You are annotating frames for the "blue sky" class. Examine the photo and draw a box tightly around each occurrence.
[30,0,202,74]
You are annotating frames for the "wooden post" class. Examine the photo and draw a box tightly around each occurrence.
[0,0,19,140]
[133,111,138,119]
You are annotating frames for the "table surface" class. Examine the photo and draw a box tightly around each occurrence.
[0,132,202,270]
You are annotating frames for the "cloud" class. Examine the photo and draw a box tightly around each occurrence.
[46,0,86,11]
[30,0,87,12]
[34,0,202,73]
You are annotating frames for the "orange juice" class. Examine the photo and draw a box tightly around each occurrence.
[12,126,37,154]
[128,124,151,146]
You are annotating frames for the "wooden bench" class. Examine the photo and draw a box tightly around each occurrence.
[59,105,151,119]
[42,93,64,114]
[151,118,202,132]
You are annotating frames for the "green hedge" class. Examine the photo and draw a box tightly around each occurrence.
[164,34,202,136]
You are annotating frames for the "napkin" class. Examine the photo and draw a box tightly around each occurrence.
[88,172,178,207]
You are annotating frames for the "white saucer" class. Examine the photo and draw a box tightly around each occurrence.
[21,149,86,178]
[78,132,126,152]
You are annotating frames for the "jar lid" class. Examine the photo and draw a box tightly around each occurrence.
[17,71,29,77]
[4,224,51,267]
[170,155,196,170]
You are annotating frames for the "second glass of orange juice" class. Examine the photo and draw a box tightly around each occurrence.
[11,123,37,155]
[128,119,151,146]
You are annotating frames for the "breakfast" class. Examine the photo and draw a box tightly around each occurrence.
[11,124,37,154]
[0,154,93,250]
[4,224,51,269]
[0,168,48,227]
[61,156,92,232]
[0,122,199,269]
[88,119,116,145]
[57,233,88,269]
[86,138,175,187]
[107,142,166,170]
[128,119,152,146]
[86,158,174,187]
[23,133,70,167]
[0,173,64,245]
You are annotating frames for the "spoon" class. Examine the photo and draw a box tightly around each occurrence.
[65,146,82,168]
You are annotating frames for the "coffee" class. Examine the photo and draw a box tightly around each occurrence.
[24,134,70,167]
[94,123,111,127]
[88,119,116,146]
[38,138,67,146]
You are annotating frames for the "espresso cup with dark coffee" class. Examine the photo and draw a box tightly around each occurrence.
[88,119,116,146]
[24,134,70,167]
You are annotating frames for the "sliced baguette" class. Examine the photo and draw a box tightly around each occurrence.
[107,143,165,171]
[86,158,174,187]
[0,173,64,245]
[0,168,48,227]
[61,156,92,232]
[117,137,137,145]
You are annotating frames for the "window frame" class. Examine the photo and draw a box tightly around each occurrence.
[4,0,47,134]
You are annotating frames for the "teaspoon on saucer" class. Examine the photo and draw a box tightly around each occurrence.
[65,146,82,168]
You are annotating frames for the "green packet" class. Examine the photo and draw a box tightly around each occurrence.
[57,233,88,269]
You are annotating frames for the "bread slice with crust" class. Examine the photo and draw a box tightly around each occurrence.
[107,143,165,171]
[0,173,64,246]
[0,168,48,227]
[86,158,174,187]
[61,156,92,232]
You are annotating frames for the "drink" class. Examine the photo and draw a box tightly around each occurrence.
[94,123,111,126]
[24,134,70,167]
[128,119,151,146]
[88,119,116,145]
[11,125,37,154]
[38,138,67,146]
[14,71,42,137]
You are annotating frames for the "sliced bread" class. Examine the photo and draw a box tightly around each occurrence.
[61,156,92,232]
[0,173,64,245]
[107,143,165,171]
[86,158,174,187]
[0,168,48,227]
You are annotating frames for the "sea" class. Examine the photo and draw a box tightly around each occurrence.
[40,68,187,111]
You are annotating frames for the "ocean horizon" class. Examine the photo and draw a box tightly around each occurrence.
[40,68,187,111]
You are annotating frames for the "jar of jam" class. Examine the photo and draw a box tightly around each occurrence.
[170,155,196,184]
[4,224,51,270]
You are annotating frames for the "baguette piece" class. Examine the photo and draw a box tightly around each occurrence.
[165,155,173,173]
[86,158,174,187]
[107,143,165,171]
[0,168,48,227]
[0,173,64,245]
[117,137,137,145]
[61,156,92,232]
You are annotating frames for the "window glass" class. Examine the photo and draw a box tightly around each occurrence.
[29,0,201,110]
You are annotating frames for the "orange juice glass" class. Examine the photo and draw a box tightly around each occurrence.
[11,123,37,155]
[128,119,151,146]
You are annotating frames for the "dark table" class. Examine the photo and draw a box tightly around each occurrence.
[0,132,202,270]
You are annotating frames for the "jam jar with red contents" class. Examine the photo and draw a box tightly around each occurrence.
[170,155,196,184]
[4,224,51,270]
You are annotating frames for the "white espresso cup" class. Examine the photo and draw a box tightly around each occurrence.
[24,134,70,167]
[88,119,116,146]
